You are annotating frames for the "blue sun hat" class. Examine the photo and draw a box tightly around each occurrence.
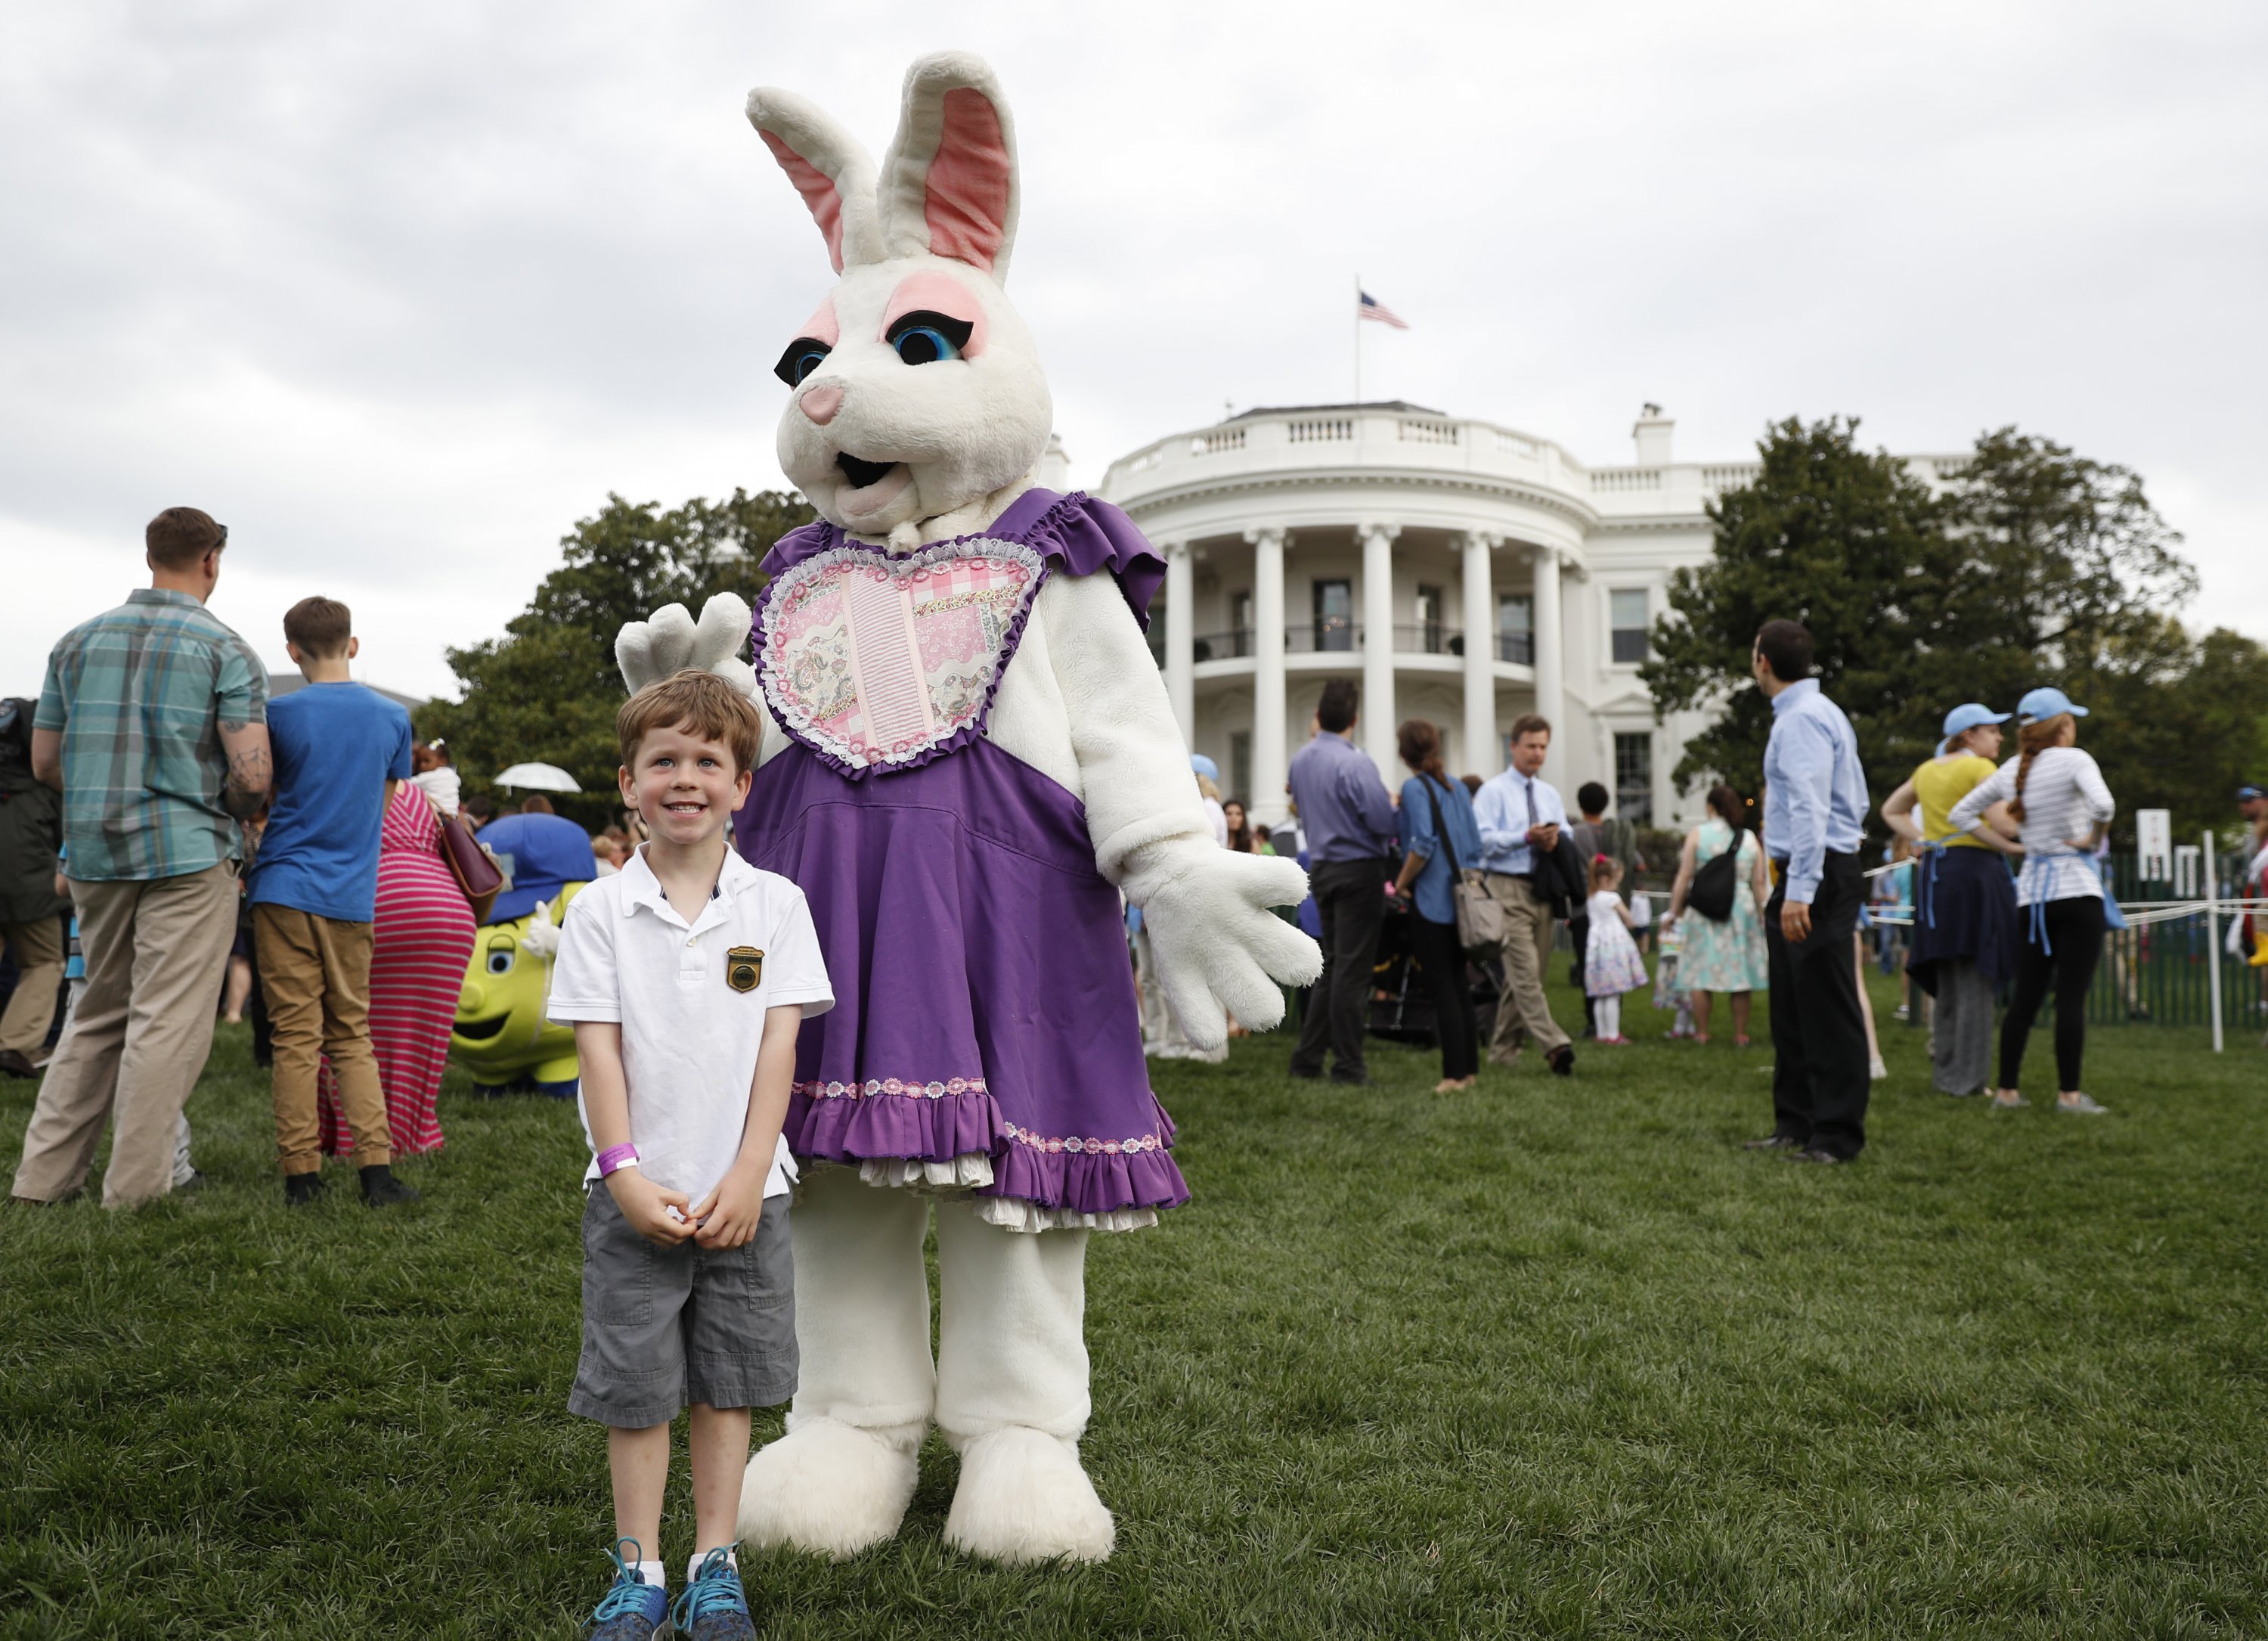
[1189,753,1220,781]
[1938,702,2011,754]
[2015,686,2088,725]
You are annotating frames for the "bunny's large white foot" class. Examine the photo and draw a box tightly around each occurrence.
[737,1417,921,1559]
[943,1426,1115,1564]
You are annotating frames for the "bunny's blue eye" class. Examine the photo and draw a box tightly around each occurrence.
[773,337,833,388]
[884,310,974,367]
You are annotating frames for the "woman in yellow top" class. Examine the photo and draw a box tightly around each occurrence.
[1881,703,2025,1098]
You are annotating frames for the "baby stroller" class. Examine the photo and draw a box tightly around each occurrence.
[1368,898,1503,1047]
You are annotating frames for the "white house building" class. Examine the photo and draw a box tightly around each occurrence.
[1095,402,1960,830]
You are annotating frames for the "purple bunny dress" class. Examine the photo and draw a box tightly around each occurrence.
[735,488,1189,1227]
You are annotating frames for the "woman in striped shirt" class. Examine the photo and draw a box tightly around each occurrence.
[1947,687,2116,1115]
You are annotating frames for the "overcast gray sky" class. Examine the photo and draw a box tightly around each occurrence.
[5,2,2263,701]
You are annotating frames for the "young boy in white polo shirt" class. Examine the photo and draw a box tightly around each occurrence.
[548,669,832,1641]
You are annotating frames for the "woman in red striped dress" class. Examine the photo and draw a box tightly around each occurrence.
[318,780,477,1156]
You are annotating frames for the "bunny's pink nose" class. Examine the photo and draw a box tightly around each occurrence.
[800,383,844,425]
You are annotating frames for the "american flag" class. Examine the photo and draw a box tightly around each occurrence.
[1357,290,1409,329]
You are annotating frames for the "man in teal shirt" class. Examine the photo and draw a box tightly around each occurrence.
[13,507,271,1208]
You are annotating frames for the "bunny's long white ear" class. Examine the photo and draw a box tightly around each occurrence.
[875,52,1018,281]
[745,87,884,273]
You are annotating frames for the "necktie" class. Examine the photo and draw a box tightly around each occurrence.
[1524,777,1538,831]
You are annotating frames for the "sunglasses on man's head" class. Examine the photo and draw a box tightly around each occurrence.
[214,523,228,549]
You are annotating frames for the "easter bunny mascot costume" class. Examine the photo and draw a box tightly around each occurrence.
[615,53,1321,1565]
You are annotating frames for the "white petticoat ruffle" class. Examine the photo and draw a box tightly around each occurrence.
[843,1152,1160,1233]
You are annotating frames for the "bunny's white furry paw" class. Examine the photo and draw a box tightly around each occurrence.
[738,1416,920,1559]
[1142,851,1322,1049]
[943,1427,1114,1565]
[615,593,756,696]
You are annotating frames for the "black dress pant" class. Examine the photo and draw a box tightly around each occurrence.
[1998,896,2105,1091]
[1764,852,1870,1158]
[1290,858,1391,1081]
[1405,911,1479,1081]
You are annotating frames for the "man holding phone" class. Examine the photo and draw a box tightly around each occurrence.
[1473,715,1575,1076]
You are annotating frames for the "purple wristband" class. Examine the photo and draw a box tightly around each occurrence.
[596,1144,639,1177]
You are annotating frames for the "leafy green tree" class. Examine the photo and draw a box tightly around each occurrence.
[1644,418,2226,845]
[1641,415,1948,803]
[417,489,813,824]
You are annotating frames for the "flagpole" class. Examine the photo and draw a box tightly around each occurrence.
[1353,272,1362,404]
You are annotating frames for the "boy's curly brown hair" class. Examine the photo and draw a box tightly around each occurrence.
[617,669,764,775]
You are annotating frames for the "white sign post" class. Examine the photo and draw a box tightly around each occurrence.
[2136,809,2172,883]
[2204,830,2224,1055]
[2175,845,2201,899]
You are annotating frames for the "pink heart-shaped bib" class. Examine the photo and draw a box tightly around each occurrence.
[758,538,1049,777]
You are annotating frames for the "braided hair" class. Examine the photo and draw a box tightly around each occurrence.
[2008,713,2069,824]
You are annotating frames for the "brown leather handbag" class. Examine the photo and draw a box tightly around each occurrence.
[436,808,503,923]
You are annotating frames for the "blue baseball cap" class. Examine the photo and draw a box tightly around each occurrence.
[1190,753,1220,780]
[1938,703,2011,752]
[2015,686,2088,724]
[2240,783,2266,802]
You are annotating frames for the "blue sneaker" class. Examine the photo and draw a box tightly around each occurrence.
[672,1547,756,1639]
[587,1538,671,1639]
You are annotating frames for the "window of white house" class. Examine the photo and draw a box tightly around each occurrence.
[1313,579,1354,651]
[1614,732,1653,825]
[1414,584,1445,653]
[1497,593,1533,665]
[1229,731,1252,804]
[1610,589,1650,665]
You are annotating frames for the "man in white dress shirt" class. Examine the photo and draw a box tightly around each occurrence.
[1471,715,1575,1076]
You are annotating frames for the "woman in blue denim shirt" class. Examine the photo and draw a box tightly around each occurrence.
[1390,719,1486,1091]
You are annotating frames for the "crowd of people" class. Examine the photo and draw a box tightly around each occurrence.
[0,507,643,1211]
[1178,618,2257,1166]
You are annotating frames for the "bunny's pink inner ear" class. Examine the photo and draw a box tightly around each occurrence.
[922,88,1012,273]
[761,129,851,273]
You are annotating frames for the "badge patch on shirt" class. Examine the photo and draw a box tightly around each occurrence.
[727,947,763,993]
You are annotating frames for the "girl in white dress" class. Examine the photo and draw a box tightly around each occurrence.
[1584,858,1650,1044]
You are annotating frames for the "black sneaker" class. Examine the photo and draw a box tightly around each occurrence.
[284,1172,328,1207]
[358,1165,420,1208]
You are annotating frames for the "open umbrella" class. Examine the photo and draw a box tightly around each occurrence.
[494,762,584,793]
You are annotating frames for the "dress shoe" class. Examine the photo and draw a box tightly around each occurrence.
[358,1164,420,1208]
[1743,1134,1805,1151]
[1791,1146,1848,1165]
[1546,1044,1575,1077]
[0,1048,39,1078]
[284,1172,328,1207]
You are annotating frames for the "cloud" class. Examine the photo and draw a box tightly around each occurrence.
[5,1,2264,700]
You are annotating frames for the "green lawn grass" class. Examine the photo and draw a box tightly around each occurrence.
[4,967,2265,1639]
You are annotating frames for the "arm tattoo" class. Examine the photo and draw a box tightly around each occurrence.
[222,743,271,820]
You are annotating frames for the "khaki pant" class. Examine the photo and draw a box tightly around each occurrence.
[11,863,237,1208]
[1482,871,1570,1061]
[0,914,65,1056]
[254,903,391,1174]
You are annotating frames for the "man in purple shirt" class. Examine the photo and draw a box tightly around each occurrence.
[1284,680,1399,1084]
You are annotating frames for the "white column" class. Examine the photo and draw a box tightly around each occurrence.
[1161,539,1194,741]
[1461,530,1498,775]
[1531,542,1566,786]
[1359,522,1399,773]
[1247,526,1290,825]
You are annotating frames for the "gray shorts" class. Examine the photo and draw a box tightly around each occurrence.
[570,1183,798,1428]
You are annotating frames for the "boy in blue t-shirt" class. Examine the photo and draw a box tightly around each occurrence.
[250,597,417,1208]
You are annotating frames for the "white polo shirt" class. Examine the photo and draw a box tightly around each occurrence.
[549,843,834,1203]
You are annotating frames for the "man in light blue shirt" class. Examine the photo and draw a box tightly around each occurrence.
[1470,714,1575,1075]
[1751,620,1872,1162]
